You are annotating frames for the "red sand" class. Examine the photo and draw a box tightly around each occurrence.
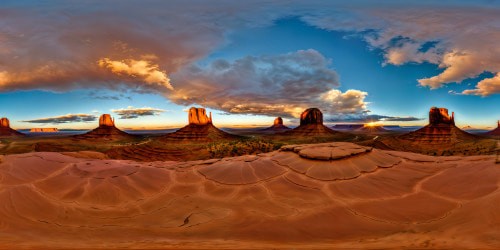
[0,142,498,249]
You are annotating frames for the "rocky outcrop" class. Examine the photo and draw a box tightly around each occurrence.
[75,114,132,140]
[261,117,290,132]
[189,107,212,125]
[164,107,237,142]
[485,120,500,136]
[30,128,59,133]
[399,107,475,143]
[0,117,24,137]
[99,114,115,127]
[283,108,339,136]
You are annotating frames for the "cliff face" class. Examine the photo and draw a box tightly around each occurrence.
[30,128,59,133]
[284,108,339,136]
[0,117,24,137]
[399,107,475,143]
[188,108,212,125]
[99,114,115,127]
[165,107,236,142]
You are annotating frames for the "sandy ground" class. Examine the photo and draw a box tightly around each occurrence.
[0,142,498,249]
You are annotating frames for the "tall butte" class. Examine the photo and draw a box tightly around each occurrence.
[486,120,500,136]
[284,108,339,136]
[399,107,476,143]
[75,114,132,140]
[0,117,24,137]
[164,107,236,141]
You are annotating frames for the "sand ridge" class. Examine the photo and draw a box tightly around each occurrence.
[0,142,499,249]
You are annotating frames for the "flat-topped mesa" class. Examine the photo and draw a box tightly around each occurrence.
[0,117,24,137]
[283,108,339,136]
[399,107,475,143]
[188,107,212,125]
[300,108,323,125]
[429,107,454,126]
[99,114,115,127]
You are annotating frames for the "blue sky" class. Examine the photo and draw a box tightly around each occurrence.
[0,1,499,129]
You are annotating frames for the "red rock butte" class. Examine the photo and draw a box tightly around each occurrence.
[0,117,24,137]
[262,117,290,132]
[284,108,339,136]
[399,107,476,143]
[74,114,132,140]
[164,107,236,141]
[486,120,500,136]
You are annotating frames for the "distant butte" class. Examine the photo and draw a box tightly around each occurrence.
[164,107,237,142]
[399,107,476,143]
[261,117,290,132]
[486,120,500,136]
[283,108,339,136]
[0,117,24,137]
[74,114,133,140]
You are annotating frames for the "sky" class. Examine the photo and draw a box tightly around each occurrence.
[0,0,499,130]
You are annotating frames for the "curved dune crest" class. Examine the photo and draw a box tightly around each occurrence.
[0,142,499,249]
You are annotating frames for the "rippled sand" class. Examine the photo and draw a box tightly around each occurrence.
[0,142,498,249]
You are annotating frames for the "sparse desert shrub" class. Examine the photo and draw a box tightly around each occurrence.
[207,139,283,158]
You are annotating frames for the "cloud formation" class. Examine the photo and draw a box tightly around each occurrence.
[329,114,424,123]
[169,49,368,117]
[111,106,165,119]
[461,73,500,96]
[22,114,97,124]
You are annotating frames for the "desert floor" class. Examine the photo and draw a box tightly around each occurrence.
[0,142,498,249]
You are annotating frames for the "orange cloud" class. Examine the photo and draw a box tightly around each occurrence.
[462,73,500,96]
[98,58,173,90]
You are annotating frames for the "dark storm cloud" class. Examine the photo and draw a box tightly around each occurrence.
[22,114,97,124]
[112,107,165,119]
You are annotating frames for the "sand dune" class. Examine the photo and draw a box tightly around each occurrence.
[0,142,499,249]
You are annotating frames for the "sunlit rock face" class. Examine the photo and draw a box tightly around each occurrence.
[283,108,339,136]
[30,128,59,133]
[0,118,10,128]
[399,107,475,143]
[0,117,24,137]
[300,108,323,125]
[99,114,115,127]
[262,117,290,132]
[188,107,212,125]
[274,117,283,126]
[164,107,235,142]
[429,107,454,126]
[75,114,131,140]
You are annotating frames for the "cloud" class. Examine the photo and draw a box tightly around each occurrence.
[461,73,500,96]
[22,114,97,124]
[329,114,424,123]
[169,49,368,117]
[98,58,173,90]
[111,106,166,119]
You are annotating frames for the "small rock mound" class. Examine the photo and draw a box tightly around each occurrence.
[164,107,237,142]
[74,114,133,140]
[272,142,401,181]
[0,117,24,137]
[283,108,339,136]
[399,107,476,143]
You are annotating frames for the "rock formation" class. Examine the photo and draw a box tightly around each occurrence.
[30,128,59,133]
[399,107,475,143]
[283,108,339,136]
[0,117,24,137]
[261,117,290,132]
[485,120,500,136]
[164,107,237,142]
[75,114,132,140]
